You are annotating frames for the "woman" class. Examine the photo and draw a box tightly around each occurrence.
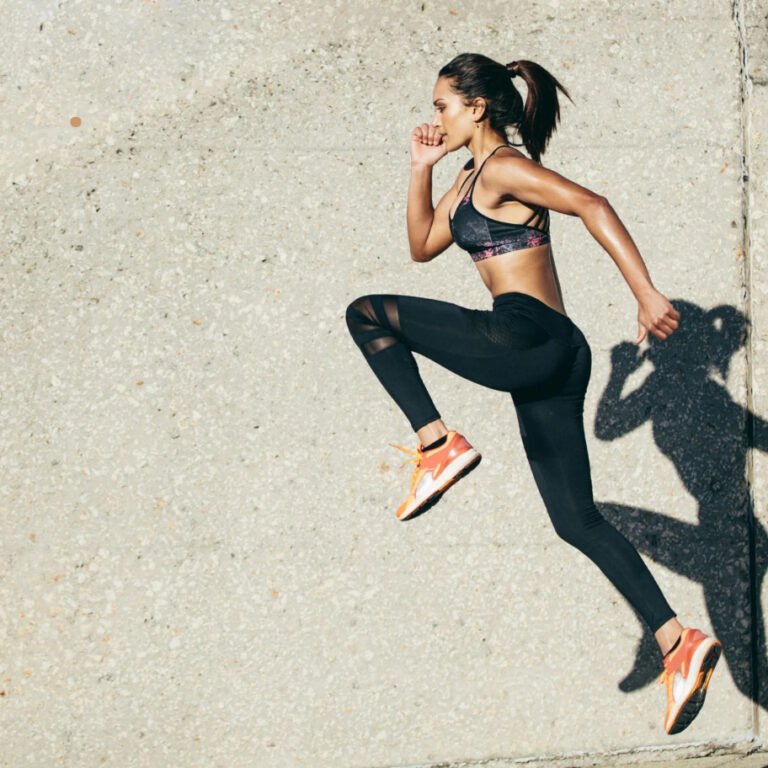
[345,53,721,734]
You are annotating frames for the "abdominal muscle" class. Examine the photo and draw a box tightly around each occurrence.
[476,242,568,317]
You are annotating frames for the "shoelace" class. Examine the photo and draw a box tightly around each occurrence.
[389,443,423,470]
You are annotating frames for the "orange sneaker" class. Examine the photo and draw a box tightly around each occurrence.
[389,430,481,521]
[660,627,722,734]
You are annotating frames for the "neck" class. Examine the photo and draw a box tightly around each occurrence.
[467,133,510,167]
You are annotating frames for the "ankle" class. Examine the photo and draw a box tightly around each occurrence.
[416,422,450,450]
[655,617,685,658]
[422,434,449,452]
[662,631,683,659]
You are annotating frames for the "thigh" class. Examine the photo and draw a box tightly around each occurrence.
[395,294,542,348]
[513,393,599,527]
[512,343,595,520]
[381,293,572,392]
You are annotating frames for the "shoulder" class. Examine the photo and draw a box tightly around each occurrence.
[487,146,531,168]
[482,149,544,187]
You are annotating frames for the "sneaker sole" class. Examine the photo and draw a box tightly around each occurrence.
[667,641,722,735]
[398,451,482,522]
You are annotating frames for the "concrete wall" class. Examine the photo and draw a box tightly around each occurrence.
[1,1,766,765]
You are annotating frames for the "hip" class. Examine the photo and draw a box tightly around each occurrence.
[491,291,588,348]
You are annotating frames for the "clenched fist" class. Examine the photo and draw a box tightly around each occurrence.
[411,123,449,167]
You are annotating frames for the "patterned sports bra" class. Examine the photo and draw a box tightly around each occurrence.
[448,144,550,262]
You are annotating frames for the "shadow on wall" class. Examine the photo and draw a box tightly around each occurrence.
[594,299,768,712]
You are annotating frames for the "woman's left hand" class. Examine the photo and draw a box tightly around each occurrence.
[635,288,680,344]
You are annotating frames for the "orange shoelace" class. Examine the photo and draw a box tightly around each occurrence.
[389,442,423,470]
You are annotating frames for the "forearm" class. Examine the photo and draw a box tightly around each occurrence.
[581,198,656,301]
[407,163,434,260]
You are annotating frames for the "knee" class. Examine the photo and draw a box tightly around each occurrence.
[550,505,605,551]
[346,295,379,335]
[551,516,581,549]
[346,295,367,320]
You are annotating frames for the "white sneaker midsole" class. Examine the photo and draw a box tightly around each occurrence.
[668,636,718,721]
[410,448,481,507]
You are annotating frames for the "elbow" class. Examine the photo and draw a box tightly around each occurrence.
[410,247,432,263]
[590,194,611,211]
[578,193,611,221]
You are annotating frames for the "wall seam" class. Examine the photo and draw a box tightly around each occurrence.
[732,0,759,737]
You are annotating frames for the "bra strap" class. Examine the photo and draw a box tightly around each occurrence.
[455,169,474,198]
[452,144,511,216]
[469,144,509,192]
[521,206,550,232]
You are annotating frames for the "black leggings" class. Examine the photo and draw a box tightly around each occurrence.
[345,290,676,633]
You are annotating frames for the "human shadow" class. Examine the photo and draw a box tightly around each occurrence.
[593,299,768,711]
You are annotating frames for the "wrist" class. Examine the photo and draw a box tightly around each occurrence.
[634,283,657,301]
[410,161,434,171]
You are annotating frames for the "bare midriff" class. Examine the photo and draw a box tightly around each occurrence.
[448,148,568,318]
[476,242,568,318]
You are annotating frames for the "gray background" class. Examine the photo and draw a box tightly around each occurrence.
[1,0,767,766]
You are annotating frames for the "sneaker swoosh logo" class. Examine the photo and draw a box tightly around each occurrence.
[431,461,445,480]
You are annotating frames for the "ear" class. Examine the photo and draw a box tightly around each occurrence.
[471,97,487,122]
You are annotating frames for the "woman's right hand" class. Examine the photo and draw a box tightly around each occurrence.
[410,123,448,167]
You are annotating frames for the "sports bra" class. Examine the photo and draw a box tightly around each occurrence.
[448,144,551,262]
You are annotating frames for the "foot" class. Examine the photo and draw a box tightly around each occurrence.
[660,627,722,735]
[389,430,481,521]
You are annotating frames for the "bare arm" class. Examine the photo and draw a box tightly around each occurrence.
[406,123,469,262]
[407,164,463,262]
[482,156,680,343]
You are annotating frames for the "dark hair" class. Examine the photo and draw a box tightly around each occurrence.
[438,53,574,163]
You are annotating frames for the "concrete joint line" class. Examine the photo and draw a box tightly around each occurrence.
[732,0,760,737]
[378,735,764,768]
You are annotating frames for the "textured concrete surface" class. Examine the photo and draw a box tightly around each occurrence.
[0,0,766,766]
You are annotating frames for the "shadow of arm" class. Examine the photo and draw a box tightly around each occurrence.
[595,343,652,440]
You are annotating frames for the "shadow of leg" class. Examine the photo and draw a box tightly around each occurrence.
[597,501,753,702]
[617,615,662,692]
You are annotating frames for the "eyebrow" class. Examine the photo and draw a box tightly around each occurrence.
[432,98,445,105]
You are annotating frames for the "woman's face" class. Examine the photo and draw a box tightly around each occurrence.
[431,76,478,151]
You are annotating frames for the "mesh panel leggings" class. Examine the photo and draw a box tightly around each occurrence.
[345,290,676,634]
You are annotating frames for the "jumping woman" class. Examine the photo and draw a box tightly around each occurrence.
[345,53,721,735]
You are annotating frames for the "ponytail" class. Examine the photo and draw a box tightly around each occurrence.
[505,59,573,163]
[438,53,574,163]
